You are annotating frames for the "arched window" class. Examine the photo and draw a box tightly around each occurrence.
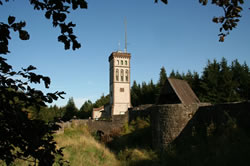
[125,60,127,65]
[121,60,123,65]
[121,69,124,81]
[125,70,129,82]
[116,69,119,81]
[117,60,119,65]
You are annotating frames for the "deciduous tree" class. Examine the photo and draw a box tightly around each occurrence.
[0,0,87,165]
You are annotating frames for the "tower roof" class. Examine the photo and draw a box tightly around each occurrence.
[109,52,131,62]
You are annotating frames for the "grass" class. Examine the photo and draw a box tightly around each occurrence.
[2,113,250,166]
[54,125,120,166]
[0,125,119,166]
[107,117,161,166]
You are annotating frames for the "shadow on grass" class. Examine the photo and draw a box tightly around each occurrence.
[107,126,152,153]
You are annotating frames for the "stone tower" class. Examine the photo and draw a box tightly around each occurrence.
[109,51,131,115]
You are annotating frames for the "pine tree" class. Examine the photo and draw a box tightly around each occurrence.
[219,57,234,102]
[158,66,167,90]
[169,70,176,78]
[201,59,221,103]
[131,80,140,107]
[78,100,93,118]
[62,97,78,121]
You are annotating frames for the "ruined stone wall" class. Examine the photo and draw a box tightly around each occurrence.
[128,104,153,122]
[150,103,204,150]
[87,114,128,134]
[151,102,250,152]
[57,113,128,135]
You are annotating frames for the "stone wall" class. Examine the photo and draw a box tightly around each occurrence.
[57,113,128,135]
[150,103,204,150]
[176,102,250,143]
[151,102,250,152]
[87,114,128,134]
[57,101,250,152]
[128,104,153,122]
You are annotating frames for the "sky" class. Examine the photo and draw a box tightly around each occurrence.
[1,0,250,108]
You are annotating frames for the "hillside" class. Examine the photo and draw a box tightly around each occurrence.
[54,126,119,166]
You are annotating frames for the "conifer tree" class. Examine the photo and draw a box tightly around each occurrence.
[62,97,78,121]
[158,66,167,90]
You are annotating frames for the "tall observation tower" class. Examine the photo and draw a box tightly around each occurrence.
[109,19,131,115]
[92,19,131,119]
[109,51,131,115]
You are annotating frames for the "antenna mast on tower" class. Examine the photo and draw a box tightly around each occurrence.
[124,18,127,53]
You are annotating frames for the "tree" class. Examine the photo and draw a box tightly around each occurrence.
[155,0,245,42]
[198,58,250,103]
[0,58,66,165]
[78,100,93,119]
[191,71,202,99]
[157,66,167,90]
[0,0,87,53]
[218,57,234,102]
[93,94,110,108]
[231,60,250,100]
[0,0,87,165]
[131,80,141,107]
[62,97,78,121]
[200,59,221,102]
[169,69,176,78]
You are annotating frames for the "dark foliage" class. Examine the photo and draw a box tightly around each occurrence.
[0,57,66,165]
[28,95,109,122]
[131,80,159,107]
[131,59,250,106]
[170,58,250,103]
[93,94,110,108]
[0,0,87,51]
[107,117,152,153]
[78,100,93,119]
[0,0,87,165]
[62,97,78,121]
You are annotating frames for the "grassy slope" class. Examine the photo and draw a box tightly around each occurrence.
[2,114,250,166]
[0,125,119,166]
[54,125,120,166]
[107,117,160,166]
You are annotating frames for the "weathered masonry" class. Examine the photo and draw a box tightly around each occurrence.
[150,102,250,151]
[109,52,132,115]
[92,51,132,119]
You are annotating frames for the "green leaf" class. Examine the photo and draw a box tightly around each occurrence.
[19,30,30,40]
[43,77,51,88]
[79,0,88,9]
[58,13,66,22]
[27,65,36,71]
[212,17,218,23]
[161,0,168,4]
[8,16,15,25]
[45,11,52,19]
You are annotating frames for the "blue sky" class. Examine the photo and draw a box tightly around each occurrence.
[1,0,250,108]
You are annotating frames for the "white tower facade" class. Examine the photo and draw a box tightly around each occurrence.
[109,52,131,115]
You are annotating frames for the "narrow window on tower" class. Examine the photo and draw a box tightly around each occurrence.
[125,70,128,82]
[125,60,127,66]
[121,69,124,81]
[121,60,123,65]
[117,60,119,65]
[116,69,119,81]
